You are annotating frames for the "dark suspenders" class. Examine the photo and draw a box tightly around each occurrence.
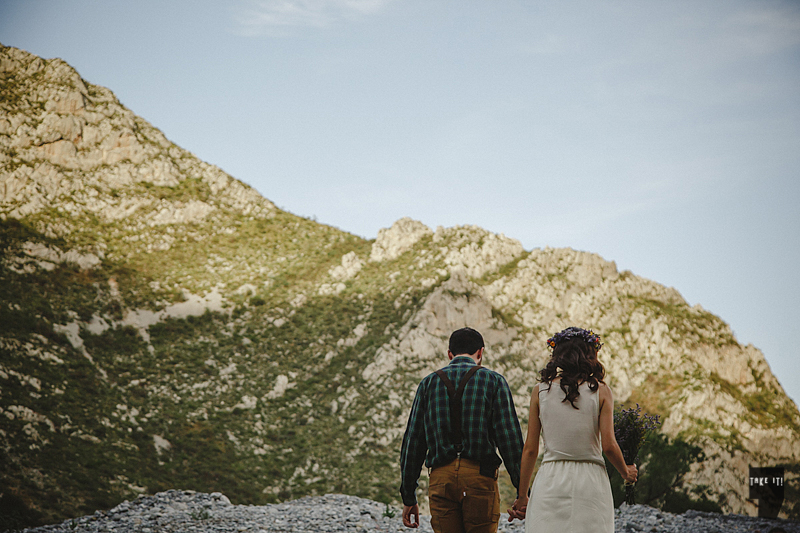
[434,365,481,454]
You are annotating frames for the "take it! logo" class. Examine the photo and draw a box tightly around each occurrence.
[749,466,785,519]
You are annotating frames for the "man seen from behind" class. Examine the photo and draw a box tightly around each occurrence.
[399,327,524,533]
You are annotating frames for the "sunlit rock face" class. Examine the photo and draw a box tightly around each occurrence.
[1,43,798,527]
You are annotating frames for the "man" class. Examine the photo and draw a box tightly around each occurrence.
[399,327,524,533]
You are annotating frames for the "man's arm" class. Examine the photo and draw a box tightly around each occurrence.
[492,374,525,491]
[399,379,429,510]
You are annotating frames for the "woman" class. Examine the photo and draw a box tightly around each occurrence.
[508,327,637,532]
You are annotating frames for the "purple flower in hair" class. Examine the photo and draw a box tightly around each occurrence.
[547,327,603,351]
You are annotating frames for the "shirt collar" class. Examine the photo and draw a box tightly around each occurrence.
[449,355,477,366]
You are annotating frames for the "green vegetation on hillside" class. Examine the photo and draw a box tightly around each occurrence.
[2,42,799,529]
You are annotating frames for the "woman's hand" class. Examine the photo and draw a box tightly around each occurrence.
[623,464,638,484]
[507,495,528,522]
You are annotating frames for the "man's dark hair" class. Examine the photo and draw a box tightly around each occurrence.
[449,327,484,356]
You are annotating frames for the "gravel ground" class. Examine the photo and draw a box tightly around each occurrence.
[16,490,799,533]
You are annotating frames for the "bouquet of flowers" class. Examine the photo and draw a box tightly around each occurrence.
[614,404,661,504]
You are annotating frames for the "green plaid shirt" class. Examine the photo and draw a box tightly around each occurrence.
[399,356,524,506]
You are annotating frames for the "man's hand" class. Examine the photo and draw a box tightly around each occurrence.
[402,504,420,528]
[507,497,527,522]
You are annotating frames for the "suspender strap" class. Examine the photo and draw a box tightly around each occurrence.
[434,365,481,453]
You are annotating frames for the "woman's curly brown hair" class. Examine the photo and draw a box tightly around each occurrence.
[539,337,605,409]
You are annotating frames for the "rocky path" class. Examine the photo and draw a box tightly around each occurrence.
[17,490,799,533]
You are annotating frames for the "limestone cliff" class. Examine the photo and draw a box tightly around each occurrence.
[1,43,798,527]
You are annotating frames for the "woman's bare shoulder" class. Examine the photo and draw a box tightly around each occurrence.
[598,381,613,397]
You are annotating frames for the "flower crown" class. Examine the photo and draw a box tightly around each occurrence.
[547,327,603,351]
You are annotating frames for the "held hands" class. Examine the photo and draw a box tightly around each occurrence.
[623,464,638,484]
[507,495,528,522]
[402,504,419,528]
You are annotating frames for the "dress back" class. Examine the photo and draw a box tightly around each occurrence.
[538,381,605,466]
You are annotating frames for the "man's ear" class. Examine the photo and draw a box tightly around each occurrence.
[448,350,454,361]
[476,347,484,365]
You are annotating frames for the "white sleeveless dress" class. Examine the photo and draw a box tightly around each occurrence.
[524,382,614,533]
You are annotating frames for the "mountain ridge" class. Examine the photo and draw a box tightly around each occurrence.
[1,43,798,527]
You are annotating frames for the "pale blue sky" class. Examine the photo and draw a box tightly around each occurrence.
[2,0,799,403]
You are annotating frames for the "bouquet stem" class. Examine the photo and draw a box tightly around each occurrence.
[624,478,636,505]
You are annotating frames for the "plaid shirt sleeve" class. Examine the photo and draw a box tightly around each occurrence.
[399,379,428,506]
[492,374,524,493]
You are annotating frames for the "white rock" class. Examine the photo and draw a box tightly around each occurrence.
[318,282,346,295]
[37,139,78,168]
[86,314,111,335]
[152,435,172,455]
[329,251,363,281]
[370,218,432,262]
[265,375,294,399]
[150,200,215,226]
[236,284,257,296]
[165,287,225,319]
[234,395,258,410]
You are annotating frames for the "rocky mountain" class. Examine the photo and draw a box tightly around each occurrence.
[1,43,798,528]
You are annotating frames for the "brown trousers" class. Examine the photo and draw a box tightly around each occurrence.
[428,457,500,533]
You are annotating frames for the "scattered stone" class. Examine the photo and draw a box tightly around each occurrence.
[329,251,364,281]
[20,491,800,533]
[614,503,799,533]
